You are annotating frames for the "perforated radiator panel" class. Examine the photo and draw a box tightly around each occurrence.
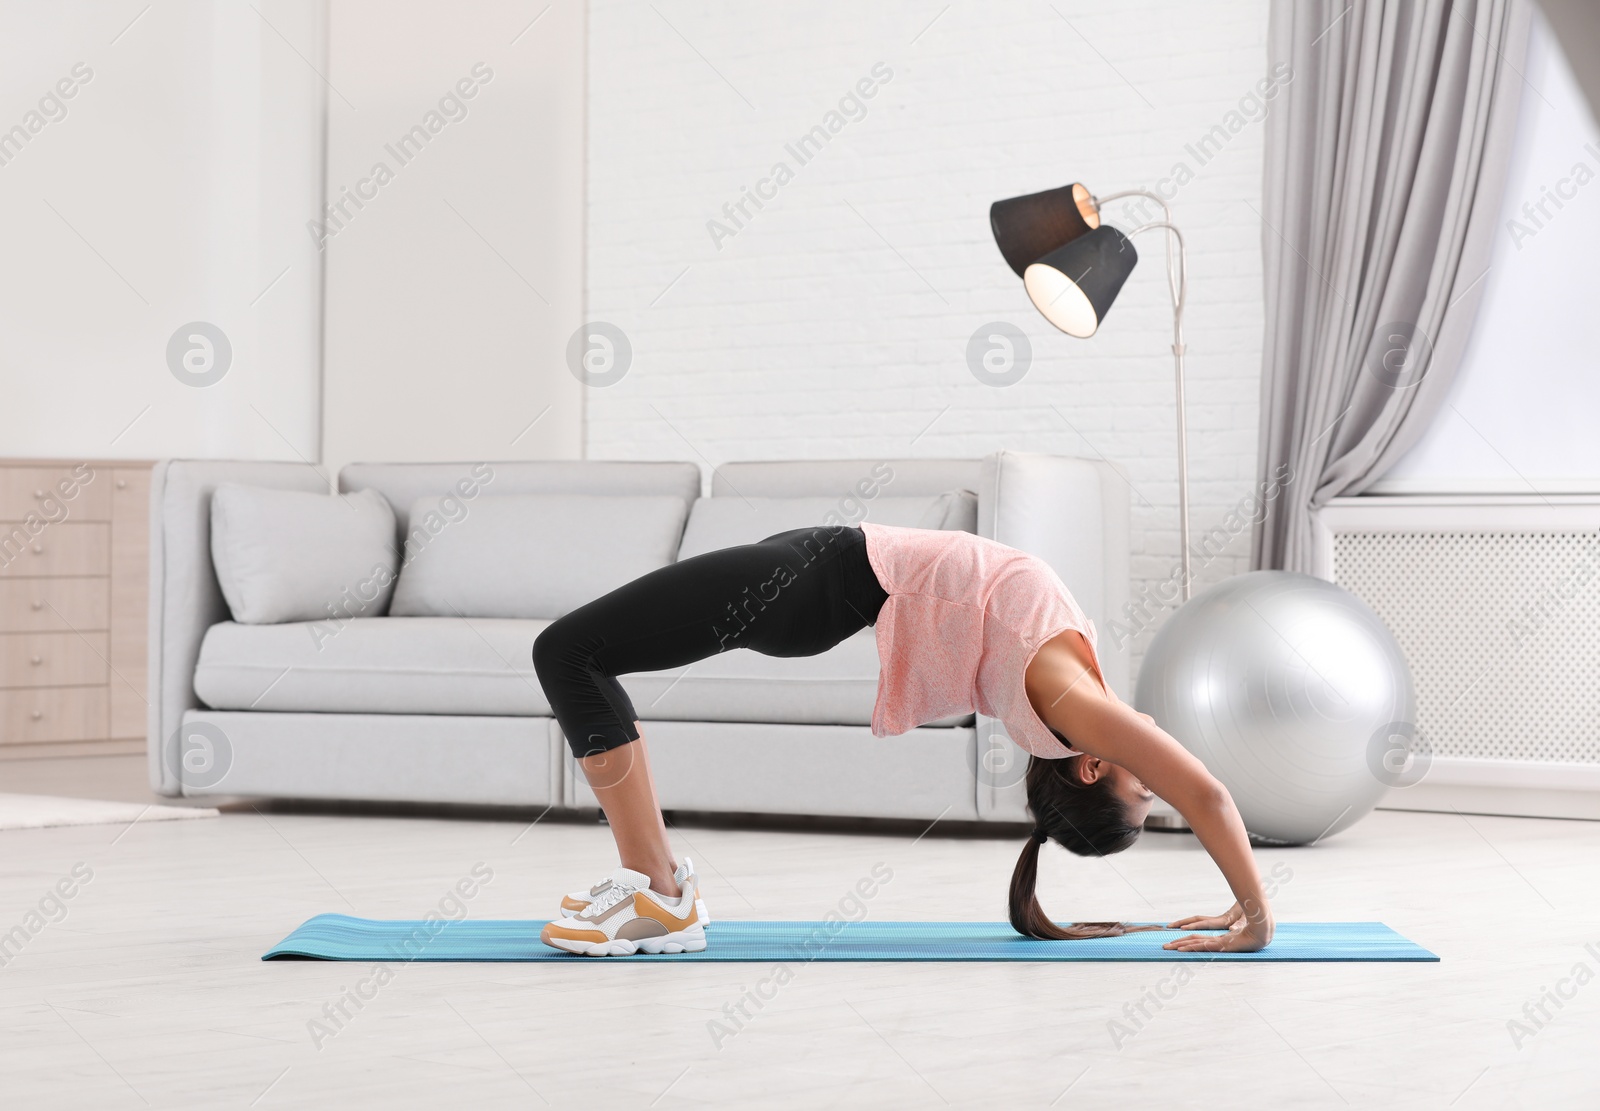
[1332,530,1600,764]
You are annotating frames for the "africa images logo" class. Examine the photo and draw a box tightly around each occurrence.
[307,63,494,248]
[706,63,894,250]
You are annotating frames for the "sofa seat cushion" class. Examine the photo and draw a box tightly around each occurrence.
[193,618,971,726]
[195,617,554,717]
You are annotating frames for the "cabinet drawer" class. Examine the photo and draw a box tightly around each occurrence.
[0,465,109,522]
[0,523,110,577]
[0,686,108,743]
[0,631,109,688]
[0,578,109,632]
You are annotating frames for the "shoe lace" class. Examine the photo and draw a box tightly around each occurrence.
[584,878,638,918]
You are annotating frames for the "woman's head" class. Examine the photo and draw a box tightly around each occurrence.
[1007,751,1155,939]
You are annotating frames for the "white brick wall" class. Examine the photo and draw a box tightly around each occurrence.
[586,0,1273,678]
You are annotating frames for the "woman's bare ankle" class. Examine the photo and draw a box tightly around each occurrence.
[622,858,680,899]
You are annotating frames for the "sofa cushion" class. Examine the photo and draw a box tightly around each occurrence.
[193,617,970,726]
[210,484,398,624]
[676,492,977,561]
[388,494,688,619]
[196,617,551,716]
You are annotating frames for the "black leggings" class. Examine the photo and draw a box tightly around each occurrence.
[532,524,889,758]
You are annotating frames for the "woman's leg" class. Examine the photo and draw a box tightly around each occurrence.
[533,524,886,896]
[578,733,678,895]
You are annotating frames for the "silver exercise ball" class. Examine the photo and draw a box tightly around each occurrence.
[1134,571,1415,845]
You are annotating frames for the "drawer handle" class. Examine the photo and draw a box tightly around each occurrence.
[33,489,44,498]
[116,479,127,490]
[31,655,43,666]
[31,599,44,611]
[31,544,43,555]
[31,710,43,721]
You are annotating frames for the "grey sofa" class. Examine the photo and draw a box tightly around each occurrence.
[147,452,1129,823]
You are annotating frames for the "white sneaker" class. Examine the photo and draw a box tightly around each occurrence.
[540,866,707,957]
[560,857,710,926]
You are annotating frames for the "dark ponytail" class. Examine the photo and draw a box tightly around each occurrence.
[1007,753,1155,940]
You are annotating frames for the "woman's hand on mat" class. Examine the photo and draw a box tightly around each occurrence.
[1165,901,1243,932]
[1161,906,1274,952]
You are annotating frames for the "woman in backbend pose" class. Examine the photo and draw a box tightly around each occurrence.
[531,521,1275,957]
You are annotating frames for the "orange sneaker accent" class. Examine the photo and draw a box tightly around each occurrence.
[540,921,609,946]
[632,890,697,931]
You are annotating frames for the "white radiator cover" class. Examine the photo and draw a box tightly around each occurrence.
[1311,496,1600,819]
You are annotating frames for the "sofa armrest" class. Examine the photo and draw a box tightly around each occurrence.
[976,450,1131,694]
[974,451,1132,821]
[147,460,328,795]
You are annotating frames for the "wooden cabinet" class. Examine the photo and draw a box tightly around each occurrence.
[0,459,151,758]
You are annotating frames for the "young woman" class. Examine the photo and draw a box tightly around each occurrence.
[531,520,1276,956]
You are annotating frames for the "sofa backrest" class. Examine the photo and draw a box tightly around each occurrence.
[339,460,701,534]
[711,458,982,501]
[338,460,704,621]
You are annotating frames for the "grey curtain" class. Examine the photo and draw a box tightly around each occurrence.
[1252,0,1533,573]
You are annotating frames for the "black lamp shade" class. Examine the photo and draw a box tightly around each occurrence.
[1022,225,1138,338]
[989,182,1101,277]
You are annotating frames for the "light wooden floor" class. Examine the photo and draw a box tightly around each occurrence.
[2,756,1597,1109]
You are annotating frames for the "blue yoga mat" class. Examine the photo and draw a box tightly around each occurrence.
[263,915,1437,962]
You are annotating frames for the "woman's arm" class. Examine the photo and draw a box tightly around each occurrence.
[1025,631,1275,952]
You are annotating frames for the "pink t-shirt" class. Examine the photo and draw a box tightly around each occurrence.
[858,521,1108,759]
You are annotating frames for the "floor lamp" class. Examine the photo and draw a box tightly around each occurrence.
[989,183,1194,602]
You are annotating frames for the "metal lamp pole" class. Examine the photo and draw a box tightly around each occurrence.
[1091,188,1191,602]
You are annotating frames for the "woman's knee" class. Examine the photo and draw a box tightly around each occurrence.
[531,618,583,681]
